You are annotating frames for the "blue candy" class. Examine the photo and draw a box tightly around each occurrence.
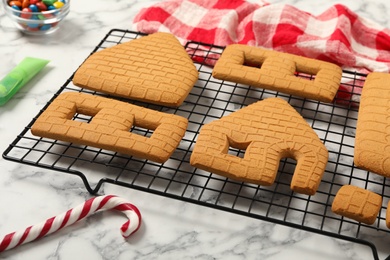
[27,22,39,28]
[28,4,39,12]
[11,5,21,11]
[40,24,52,31]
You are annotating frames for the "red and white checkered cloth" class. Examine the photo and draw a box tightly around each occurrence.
[133,0,390,102]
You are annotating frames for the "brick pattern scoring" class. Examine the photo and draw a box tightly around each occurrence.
[212,44,342,103]
[73,32,199,107]
[190,97,328,195]
[332,185,382,225]
[354,72,390,177]
[31,92,188,163]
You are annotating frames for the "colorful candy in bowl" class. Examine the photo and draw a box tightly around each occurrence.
[2,0,70,35]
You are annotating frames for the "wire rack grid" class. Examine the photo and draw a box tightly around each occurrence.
[3,29,390,260]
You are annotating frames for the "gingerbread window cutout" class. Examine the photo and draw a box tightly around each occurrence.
[190,97,328,195]
[31,92,188,163]
[212,44,342,103]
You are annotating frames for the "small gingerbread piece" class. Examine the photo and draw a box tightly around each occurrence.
[73,32,199,107]
[332,185,382,225]
[190,97,328,195]
[354,72,390,177]
[386,201,390,229]
[31,92,188,163]
[212,44,342,102]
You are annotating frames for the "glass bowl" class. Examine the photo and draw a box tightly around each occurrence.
[2,0,70,35]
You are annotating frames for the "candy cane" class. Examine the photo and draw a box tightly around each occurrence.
[0,195,141,252]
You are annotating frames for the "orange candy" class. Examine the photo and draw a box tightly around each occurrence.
[8,1,22,7]
[22,0,30,8]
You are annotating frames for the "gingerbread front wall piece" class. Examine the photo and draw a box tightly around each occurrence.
[190,97,328,195]
[31,92,188,163]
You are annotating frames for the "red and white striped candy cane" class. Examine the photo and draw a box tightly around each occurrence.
[0,195,141,252]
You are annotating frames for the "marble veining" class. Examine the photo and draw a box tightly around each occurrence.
[1,0,390,259]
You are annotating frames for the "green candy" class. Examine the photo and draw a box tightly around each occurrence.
[42,0,56,5]
[37,14,46,20]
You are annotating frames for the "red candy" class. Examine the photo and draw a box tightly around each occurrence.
[41,12,55,18]
[20,7,33,18]
[35,1,47,11]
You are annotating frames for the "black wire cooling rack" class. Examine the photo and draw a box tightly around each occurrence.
[3,29,390,260]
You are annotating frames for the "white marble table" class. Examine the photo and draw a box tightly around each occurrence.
[1,0,390,259]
